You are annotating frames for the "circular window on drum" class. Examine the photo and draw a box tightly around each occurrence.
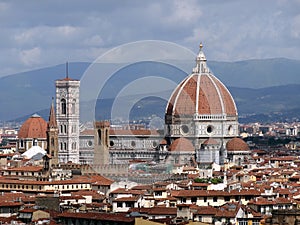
[152,141,158,148]
[110,140,114,147]
[180,124,189,135]
[131,141,136,148]
[206,125,214,134]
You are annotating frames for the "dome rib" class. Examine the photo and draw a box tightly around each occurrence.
[211,76,237,116]
[172,75,197,115]
[206,74,225,114]
[195,71,202,114]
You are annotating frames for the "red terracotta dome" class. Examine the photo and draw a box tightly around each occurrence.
[166,44,237,119]
[202,138,219,145]
[18,114,47,139]
[169,137,195,152]
[226,137,250,151]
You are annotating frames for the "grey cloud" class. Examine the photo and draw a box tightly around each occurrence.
[0,0,300,76]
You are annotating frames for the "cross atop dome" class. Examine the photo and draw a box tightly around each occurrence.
[193,42,209,74]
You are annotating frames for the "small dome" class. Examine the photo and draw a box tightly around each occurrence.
[18,114,47,139]
[226,137,249,151]
[202,138,219,145]
[169,138,195,152]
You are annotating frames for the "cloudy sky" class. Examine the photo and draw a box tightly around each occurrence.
[0,0,300,77]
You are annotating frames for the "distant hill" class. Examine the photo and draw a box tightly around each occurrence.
[92,84,300,123]
[0,62,89,121]
[209,58,300,88]
[2,58,300,123]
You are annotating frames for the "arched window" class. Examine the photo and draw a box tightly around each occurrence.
[51,138,55,147]
[105,129,109,146]
[72,99,76,114]
[98,129,101,145]
[61,99,66,114]
[20,140,24,148]
[33,139,37,146]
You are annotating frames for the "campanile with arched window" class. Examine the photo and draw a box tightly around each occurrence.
[55,75,80,164]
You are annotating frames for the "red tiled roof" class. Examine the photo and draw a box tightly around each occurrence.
[196,206,218,215]
[57,77,79,82]
[80,129,94,136]
[131,185,152,190]
[0,175,92,185]
[148,207,177,215]
[5,166,43,172]
[110,188,144,195]
[0,201,23,207]
[58,212,134,223]
[71,190,105,199]
[113,196,140,202]
[171,189,261,197]
[88,175,114,186]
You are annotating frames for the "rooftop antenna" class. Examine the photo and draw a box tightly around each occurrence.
[66,61,69,79]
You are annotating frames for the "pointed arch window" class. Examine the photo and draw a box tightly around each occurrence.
[98,129,101,145]
[61,99,66,115]
[51,138,55,147]
[72,99,76,114]
[33,138,38,146]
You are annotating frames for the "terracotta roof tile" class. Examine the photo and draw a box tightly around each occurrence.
[226,137,250,151]
[18,114,47,139]
[166,73,237,117]
[169,137,194,152]
[148,207,177,215]
[58,212,134,223]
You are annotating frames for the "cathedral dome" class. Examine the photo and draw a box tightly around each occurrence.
[18,114,47,139]
[165,44,237,121]
[226,137,249,151]
[169,137,195,152]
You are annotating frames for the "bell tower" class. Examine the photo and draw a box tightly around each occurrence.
[55,65,80,164]
[47,99,59,167]
[93,121,110,165]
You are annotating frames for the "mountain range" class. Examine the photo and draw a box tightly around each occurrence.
[1,58,300,124]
